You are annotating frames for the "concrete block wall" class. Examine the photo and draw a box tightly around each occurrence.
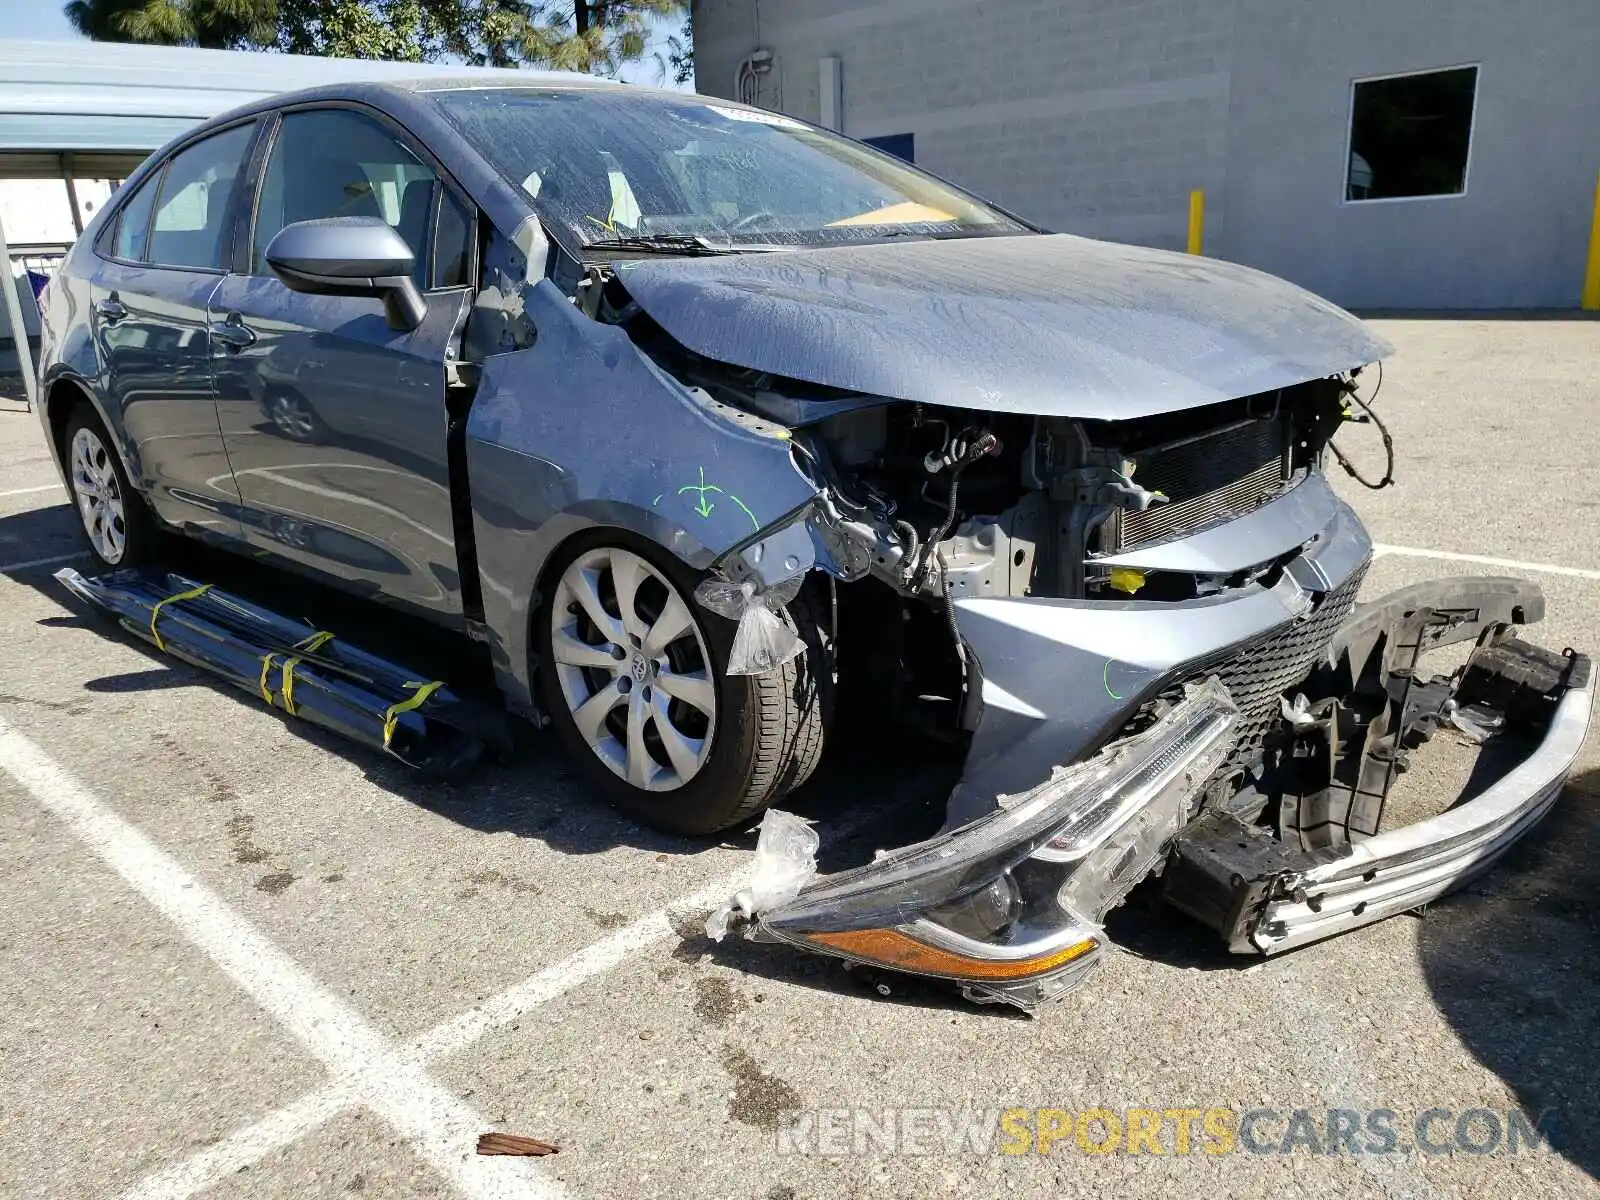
[692,0,1235,251]
[694,0,1600,308]
[1223,0,1600,308]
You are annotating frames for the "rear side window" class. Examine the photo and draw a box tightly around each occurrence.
[147,122,256,270]
[252,108,442,290]
[109,173,160,262]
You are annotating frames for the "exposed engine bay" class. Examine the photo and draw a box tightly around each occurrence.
[601,268,1371,741]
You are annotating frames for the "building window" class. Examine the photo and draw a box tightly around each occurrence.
[1346,65,1477,202]
[863,133,915,164]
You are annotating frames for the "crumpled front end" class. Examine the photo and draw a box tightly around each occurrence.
[723,560,1590,1012]
[486,225,1589,1012]
[703,455,1590,1010]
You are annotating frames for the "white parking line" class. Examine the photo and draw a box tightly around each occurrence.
[119,1086,360,1200]
[0,482,63,499]
[124,873,754,1200]
[0,551,88,574]
[1373,543,1600,580]
[0,718,562,1200]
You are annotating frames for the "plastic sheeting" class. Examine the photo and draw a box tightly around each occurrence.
[57,567,508,775]
[705,809,820,941]
[693,575,804,676]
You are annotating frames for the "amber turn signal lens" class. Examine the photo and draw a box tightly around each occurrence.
[807,928,1097,980]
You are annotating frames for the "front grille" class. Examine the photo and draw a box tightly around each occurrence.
[1197,558,1370,771]
[1118,416,1291,549]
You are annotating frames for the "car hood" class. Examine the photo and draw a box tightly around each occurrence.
[616,232,1393,420]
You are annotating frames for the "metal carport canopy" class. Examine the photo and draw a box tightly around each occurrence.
[0,38,561,407]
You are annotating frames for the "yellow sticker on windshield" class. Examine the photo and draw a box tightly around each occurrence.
[827,201,957,227]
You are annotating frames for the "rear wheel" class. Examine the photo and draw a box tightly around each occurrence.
[536,534,829,835]
[63,408,156,569]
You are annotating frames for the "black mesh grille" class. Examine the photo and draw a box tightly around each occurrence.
[1195,558,1370,771]
[1120,417,1291,548]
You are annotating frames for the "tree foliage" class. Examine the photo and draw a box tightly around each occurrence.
[63,0,689,76]
[663,8,691,86]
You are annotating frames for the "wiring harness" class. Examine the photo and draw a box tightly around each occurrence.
[1330,362,1395,490]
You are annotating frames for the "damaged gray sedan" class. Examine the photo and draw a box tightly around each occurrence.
[37,78,1593,1010]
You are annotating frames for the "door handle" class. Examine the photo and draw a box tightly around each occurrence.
[209,314,257,351]
[94,296,128,323]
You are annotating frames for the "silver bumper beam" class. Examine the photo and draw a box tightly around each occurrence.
[1242,673,1595,954]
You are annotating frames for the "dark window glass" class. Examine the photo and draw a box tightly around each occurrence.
[110,172,160,262]
[433,188,475,288]
[147,122,256,269]
[253,108,437,289]
[862,133,915,164]
[1347,67,1477,201]
[432,89,1025,251]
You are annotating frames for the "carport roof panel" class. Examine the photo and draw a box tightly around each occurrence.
[0,38,583,152]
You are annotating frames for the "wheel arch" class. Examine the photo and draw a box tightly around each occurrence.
[42,374,142,494]
[475,501,722,720]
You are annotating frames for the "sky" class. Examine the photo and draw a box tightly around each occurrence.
[0,6,691,88]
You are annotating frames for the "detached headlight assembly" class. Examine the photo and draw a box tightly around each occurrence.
[756,678,1239,1009]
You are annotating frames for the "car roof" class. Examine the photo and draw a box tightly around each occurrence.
[180,74,707,138]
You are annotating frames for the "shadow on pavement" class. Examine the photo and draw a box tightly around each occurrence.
[1414,767,1599,1181]
[1,501,961,868]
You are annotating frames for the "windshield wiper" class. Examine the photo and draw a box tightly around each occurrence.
[584,233,755,257]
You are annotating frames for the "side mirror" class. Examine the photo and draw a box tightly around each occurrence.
[264,217,427,331]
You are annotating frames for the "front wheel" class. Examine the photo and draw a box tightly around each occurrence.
[535,535,828,835]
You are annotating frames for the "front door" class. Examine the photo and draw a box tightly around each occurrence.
[92,120,259,538]
[209,105,477,620]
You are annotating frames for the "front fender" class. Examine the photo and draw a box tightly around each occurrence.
[465,279,822,713]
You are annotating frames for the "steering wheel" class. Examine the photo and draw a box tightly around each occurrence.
[728,210,778,233]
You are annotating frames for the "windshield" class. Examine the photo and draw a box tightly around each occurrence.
[432,87,1030,252]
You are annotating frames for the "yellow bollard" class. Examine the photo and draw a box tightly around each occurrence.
[1583,170,1600,311]
[1187,189,1205,256]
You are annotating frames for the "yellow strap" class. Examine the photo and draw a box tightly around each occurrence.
[382,680,445,748]
[258,653,278,706]
[149,583,212,652]
[259,634,329,710]
[280,656,305,717]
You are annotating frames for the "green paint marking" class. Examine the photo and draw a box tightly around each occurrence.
[664,469,761,530]
[651,493,664,507]
[1102,660,1124,701]
[728,494,761,532]
[677,466,723,519]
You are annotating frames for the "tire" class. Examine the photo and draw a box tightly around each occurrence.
[535,532,831,835]
[264,389,326,443]
[62,407,158,569]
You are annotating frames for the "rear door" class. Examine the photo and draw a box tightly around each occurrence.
[208,104,476,619]
[91,120,259,539]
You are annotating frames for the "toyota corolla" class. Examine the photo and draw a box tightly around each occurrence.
[35,76,1593,1010]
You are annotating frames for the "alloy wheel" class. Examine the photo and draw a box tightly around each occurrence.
[550,546,717,792]
[268,393,317,441]
[69,426,127,564]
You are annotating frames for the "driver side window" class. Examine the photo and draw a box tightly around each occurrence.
[251,108,459,290]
